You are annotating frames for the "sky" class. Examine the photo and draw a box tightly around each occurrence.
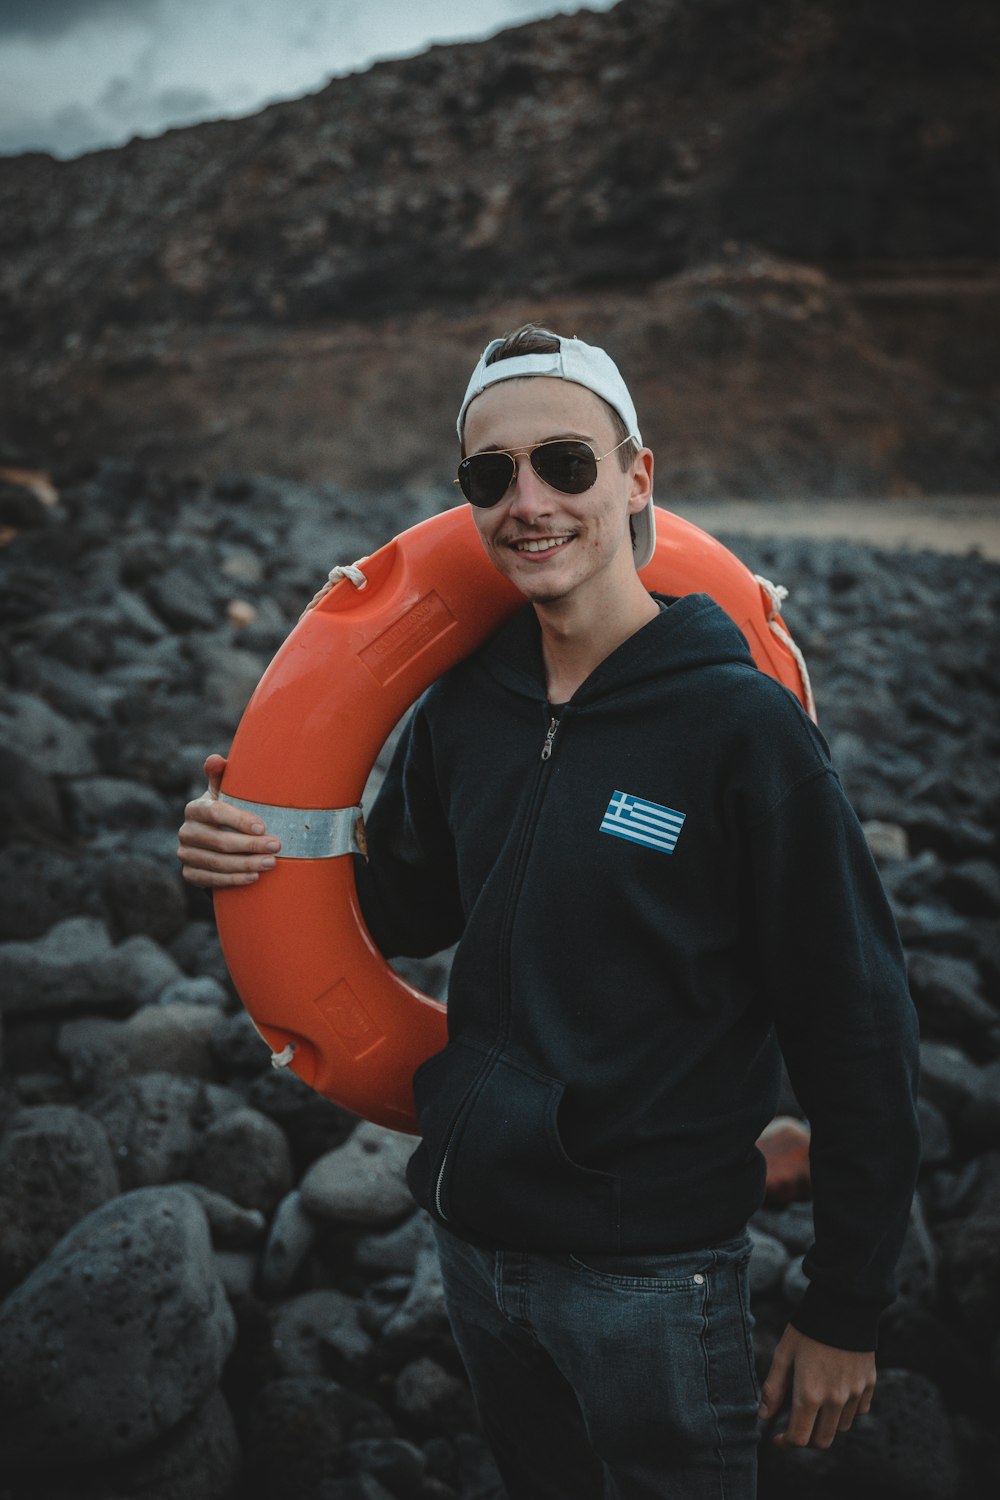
[0,0,619,158]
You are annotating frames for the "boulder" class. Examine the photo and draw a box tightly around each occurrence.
[0,689,97,775]
[258,1189,320,1297]
[0,916,130,1015]
[88,1072,244,1189]
[244,1377,394,1500]
[65,775,171,837]
[0,1186,236,1463]
[269,1290,374,1378]
[393,1357,474,1429]
[99,854,189,942]
[300,1123,416,1227]
[0,746,66,843]
[58,1003,223,1090]
[747,1225,789,1298]
[0,1104,119,1292]
[191,1106,294,1216]
[0,844,105,942]
[761,1368,960,1500]
[379,1245,451,1355]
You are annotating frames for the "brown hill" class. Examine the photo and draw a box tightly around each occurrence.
[1,0,998,495]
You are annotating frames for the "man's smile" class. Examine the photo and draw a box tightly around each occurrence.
[507,535,574,555]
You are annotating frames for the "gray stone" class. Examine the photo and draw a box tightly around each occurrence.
[192,1106,294,1215]
[100,1388,241,1500]
[113,933,184,1002]
[893,1195,937,1313]
[0,1105,119,1292]
[917,1096,952,1166]
[0,916,129,1015]
[960,1058,1000,1148]
[936,859,1000,918]
[907,951,997,1046]
[213,1248,258,1299]
[99,854,188,942]
[212,1006,275,1073]
[918,1039,982,1118]
[781,1254,809,1305]
[0,746,66,843]
[0,1186,236,1463]
[346,1438,427,1499]
[0,690,97,775]
[175,1182,267,1247]
[57,1003,223,1090]
[160,974,231,1009]
[269,1289,374,1378]
[762,1368,960,1500]
[862,819,909,863]
[380,1244,450,1353]
[244,1377,393,1499]
[355,1209,436,1277]
[300,1122,416,1226]
[88,1072,244,1189]
[0,844,105,942]
[747,1225,790,1297]
[146,565,220,632]
[66,775,171,836]
[393,1357,473,1427]
[258,1189,320,1297]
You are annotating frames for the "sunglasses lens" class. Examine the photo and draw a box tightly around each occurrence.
[532,441,598,493]
[458,452,515,507]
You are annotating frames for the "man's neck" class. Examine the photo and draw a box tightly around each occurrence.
[533,573,659,704]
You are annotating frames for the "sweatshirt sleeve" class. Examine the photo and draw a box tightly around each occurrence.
[353,694,466,961]
[745,749,921,1352]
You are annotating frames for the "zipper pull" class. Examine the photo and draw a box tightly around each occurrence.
[541,715,560,761]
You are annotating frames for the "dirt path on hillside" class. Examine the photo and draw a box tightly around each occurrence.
[679,497,1000,560]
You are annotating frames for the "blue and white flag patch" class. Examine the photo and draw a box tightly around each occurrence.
[599,790,686,855]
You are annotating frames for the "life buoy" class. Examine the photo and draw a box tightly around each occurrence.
[214,504,814,1133]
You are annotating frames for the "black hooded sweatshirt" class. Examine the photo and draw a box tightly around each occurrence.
[356,592,921,1352]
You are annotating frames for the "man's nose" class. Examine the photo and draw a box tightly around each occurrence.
[506,454,552,519]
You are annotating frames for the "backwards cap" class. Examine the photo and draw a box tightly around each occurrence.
[456,333,655,569]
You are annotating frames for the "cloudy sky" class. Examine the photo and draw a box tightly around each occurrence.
[0,0,618,158]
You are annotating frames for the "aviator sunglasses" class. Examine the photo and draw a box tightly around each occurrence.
[455,435,636,508]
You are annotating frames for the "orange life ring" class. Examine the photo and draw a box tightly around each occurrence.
[214,504,813,1133]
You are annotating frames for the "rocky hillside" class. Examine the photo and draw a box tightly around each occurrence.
[1,0,998,492]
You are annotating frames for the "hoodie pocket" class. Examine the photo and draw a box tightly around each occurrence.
[412,1044,619,1247]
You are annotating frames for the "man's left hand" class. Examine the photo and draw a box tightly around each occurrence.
[757,1324,876,1449]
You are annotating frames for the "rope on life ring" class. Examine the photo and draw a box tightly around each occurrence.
[214,504,813,1133]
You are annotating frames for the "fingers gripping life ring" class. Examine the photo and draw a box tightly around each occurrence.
[214,504,813,1133]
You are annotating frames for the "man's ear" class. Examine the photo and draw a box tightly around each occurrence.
[627,448,654,514]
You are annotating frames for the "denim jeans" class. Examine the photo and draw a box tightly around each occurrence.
[432,1222,760,1500]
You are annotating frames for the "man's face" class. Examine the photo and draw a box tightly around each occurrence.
[461,377,650,609]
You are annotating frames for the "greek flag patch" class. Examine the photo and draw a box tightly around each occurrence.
[599,791,686,855]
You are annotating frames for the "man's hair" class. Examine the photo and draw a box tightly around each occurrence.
[485,323,640,473]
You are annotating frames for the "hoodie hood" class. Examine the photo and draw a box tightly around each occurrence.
[478,592,758,705]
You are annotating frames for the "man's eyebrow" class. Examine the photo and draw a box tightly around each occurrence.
[473,432,595,453]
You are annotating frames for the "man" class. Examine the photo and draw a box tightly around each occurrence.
[179,326,921,1499]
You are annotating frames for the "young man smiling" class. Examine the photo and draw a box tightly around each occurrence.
[179,326,920,1500]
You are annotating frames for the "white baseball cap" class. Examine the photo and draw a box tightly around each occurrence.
[457,334,655,568]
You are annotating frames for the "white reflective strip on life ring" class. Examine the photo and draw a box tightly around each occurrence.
[219,796,365,859]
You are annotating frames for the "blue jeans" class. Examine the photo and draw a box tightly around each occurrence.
[433,1223,760,1500]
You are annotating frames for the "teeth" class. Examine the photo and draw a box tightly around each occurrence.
[514,537,570,553]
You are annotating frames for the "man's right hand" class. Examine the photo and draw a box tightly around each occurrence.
[177,754,282,887]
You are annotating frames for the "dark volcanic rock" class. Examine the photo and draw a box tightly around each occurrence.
[0,1186,236,1464]
[87,1072,244,1189]
[0,1104,119,1292]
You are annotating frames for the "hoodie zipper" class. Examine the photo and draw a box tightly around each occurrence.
[541,714,560,760]
[433,702,565,1221]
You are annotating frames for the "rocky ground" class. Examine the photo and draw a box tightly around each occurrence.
[0,461,998,1500]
